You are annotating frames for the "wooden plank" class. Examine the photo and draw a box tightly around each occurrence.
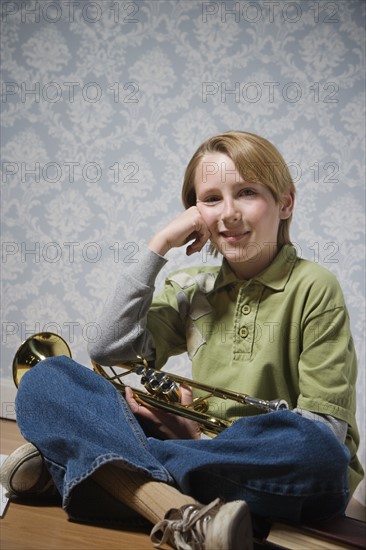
[267,523,358,550]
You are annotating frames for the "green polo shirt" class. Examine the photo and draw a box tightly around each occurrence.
[147,245,363,495]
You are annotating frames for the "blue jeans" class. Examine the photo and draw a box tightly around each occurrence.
[15,357,350,523]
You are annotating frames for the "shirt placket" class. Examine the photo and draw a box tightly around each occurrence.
[233,282,262,360]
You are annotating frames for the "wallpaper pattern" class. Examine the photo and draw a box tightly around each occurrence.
[1,0,365,503]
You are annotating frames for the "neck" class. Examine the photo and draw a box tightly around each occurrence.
[226,245,280,280]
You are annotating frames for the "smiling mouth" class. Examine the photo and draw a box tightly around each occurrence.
[219,230,250,241]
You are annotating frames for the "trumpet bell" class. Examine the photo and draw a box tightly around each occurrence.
[12,332,71,387]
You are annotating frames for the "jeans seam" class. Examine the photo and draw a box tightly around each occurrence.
[117,392,150,449]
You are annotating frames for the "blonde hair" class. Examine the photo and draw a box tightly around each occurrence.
[182,131,295,250]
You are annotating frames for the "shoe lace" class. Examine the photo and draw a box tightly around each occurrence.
[151,497,221,549]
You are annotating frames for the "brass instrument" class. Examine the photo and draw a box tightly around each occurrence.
[13,332,72,387]
[13,332,289,435]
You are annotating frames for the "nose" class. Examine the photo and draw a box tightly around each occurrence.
[221,198,241,224]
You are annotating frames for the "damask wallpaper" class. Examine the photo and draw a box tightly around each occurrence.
[1,0,365,504]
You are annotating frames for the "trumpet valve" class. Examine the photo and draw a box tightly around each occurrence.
[137,368,182,403]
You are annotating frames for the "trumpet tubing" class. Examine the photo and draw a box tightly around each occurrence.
[12,332,289,435]
[93,361,289,434]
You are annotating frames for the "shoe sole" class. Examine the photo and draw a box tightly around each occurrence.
[0,442,54,496]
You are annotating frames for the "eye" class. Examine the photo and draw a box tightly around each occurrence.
[238,188,256,197]
[201,196,222,205]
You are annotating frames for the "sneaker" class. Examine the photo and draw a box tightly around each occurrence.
[150,497,253,550]
[0,442,57,498]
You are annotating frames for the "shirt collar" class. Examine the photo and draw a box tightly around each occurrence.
[212,244,298,292]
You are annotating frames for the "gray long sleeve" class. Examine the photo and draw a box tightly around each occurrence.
[294,407,348,444]
[88,247,167,365]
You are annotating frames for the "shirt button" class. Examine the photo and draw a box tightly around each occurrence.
[241,305,251,315]
[239,326,249,338]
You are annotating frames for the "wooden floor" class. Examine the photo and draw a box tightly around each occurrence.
[1,419,365,550]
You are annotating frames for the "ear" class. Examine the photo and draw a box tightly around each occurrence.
[279,192,295,220]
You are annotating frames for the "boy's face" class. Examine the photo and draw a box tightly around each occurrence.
[195,153,293,279]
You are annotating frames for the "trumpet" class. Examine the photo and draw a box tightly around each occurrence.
[13,332,289,435]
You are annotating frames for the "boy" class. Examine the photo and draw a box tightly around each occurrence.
[2,132,363,549]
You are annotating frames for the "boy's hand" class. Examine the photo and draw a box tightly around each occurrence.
[125,385,202,440]
[148,206,211,257]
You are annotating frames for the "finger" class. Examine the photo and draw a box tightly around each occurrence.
[186,231,210,256]
[180,383,193,405]
[187,217,211,251]
[194,217,211,244]
[125,386,140,414]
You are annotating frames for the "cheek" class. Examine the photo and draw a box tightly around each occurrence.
[250,201,279,224]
